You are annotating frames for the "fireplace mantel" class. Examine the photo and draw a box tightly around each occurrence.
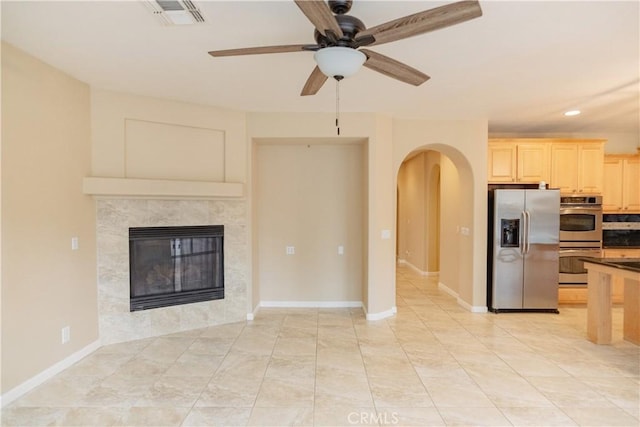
[83,177,243,199]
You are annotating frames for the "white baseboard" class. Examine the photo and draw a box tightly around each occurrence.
[456,297,488,313]
[364,306,397,321]
[260,301,396,321]
[397,259,438,276]
[438,282,487,313]
[246,304,260,321]
[260,300,363,308]
[1,339,101,407]
[438,281,459,298]
[469,305,488,313]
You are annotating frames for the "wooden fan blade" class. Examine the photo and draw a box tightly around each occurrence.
[361,49,430,86]
[294,0,343,40]
[359,0,482,46]
[208,44,309,57]
[301,66,328,96]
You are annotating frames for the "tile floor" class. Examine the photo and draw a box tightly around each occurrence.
[2,266,639,426]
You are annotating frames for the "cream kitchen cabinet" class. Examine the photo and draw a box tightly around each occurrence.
[550,141,604,194]
[488,140,549,183]
[487,142,516,182]
[603,154,640,212]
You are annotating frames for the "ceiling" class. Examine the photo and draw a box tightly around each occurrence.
[2,1,639,135]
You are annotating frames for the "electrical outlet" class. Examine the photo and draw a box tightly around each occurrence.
[71,237,79,251]
[338,245,344,255]
[286,246,295,255]
[61,326,70,344]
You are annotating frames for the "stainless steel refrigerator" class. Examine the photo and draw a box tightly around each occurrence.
[488,189,560,312]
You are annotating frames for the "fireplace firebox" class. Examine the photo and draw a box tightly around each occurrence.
[129,225,224,311]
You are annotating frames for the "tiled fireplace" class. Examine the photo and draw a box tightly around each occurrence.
[96,198,248,345]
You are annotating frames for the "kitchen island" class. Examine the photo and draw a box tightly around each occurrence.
[582,258,640,345]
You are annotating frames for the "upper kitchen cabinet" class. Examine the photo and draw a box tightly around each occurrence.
[488,140,549,183]
[550,140,604,194]
[488,141,516,182]
[603,154,640,212]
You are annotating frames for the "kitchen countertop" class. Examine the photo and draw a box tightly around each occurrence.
[580,257,640,273]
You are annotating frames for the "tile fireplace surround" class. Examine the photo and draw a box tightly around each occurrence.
[96,198,248,344]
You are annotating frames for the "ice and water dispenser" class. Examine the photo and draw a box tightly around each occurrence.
[501,218,519,247]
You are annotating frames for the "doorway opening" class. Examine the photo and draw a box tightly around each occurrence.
[395,144,480,310]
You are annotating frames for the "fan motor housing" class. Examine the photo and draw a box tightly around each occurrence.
[314,14,365,47]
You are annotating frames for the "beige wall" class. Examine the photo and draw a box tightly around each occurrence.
[397,153,427,272]
[361,140,370,309]
[250,142,261,314]
[426,158,441,272]
[397,151,441,275]
[438,155,462,294]
[1,43,97,393]
[369,115,396,315]
[90,89,247,183]
[256,142,364,302]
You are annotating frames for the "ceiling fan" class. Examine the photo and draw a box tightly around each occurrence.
[208,0,483,96]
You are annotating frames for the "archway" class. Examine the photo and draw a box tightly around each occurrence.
[395,143,485,311]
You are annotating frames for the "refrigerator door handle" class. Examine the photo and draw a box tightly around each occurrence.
[524,210,531,254]
[520,210,527,255]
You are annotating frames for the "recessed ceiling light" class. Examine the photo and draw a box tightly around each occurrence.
[564,110,581,117]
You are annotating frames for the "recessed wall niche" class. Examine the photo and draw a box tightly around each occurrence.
[124,119,225,181]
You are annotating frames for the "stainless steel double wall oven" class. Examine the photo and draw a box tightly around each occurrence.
[558,195,603,286]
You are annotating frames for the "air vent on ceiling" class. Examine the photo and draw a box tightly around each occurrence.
[145,0,206,25]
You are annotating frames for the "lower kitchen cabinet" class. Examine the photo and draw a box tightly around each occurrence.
[558,287,586,304]
[560,249,640,305]
[559,285,623,305]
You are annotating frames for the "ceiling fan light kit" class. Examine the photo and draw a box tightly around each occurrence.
[314,46,366,79]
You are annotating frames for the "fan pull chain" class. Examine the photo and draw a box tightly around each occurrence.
[335,78,340,136]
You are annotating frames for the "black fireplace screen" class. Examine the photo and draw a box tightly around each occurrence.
[129,225,224,311]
